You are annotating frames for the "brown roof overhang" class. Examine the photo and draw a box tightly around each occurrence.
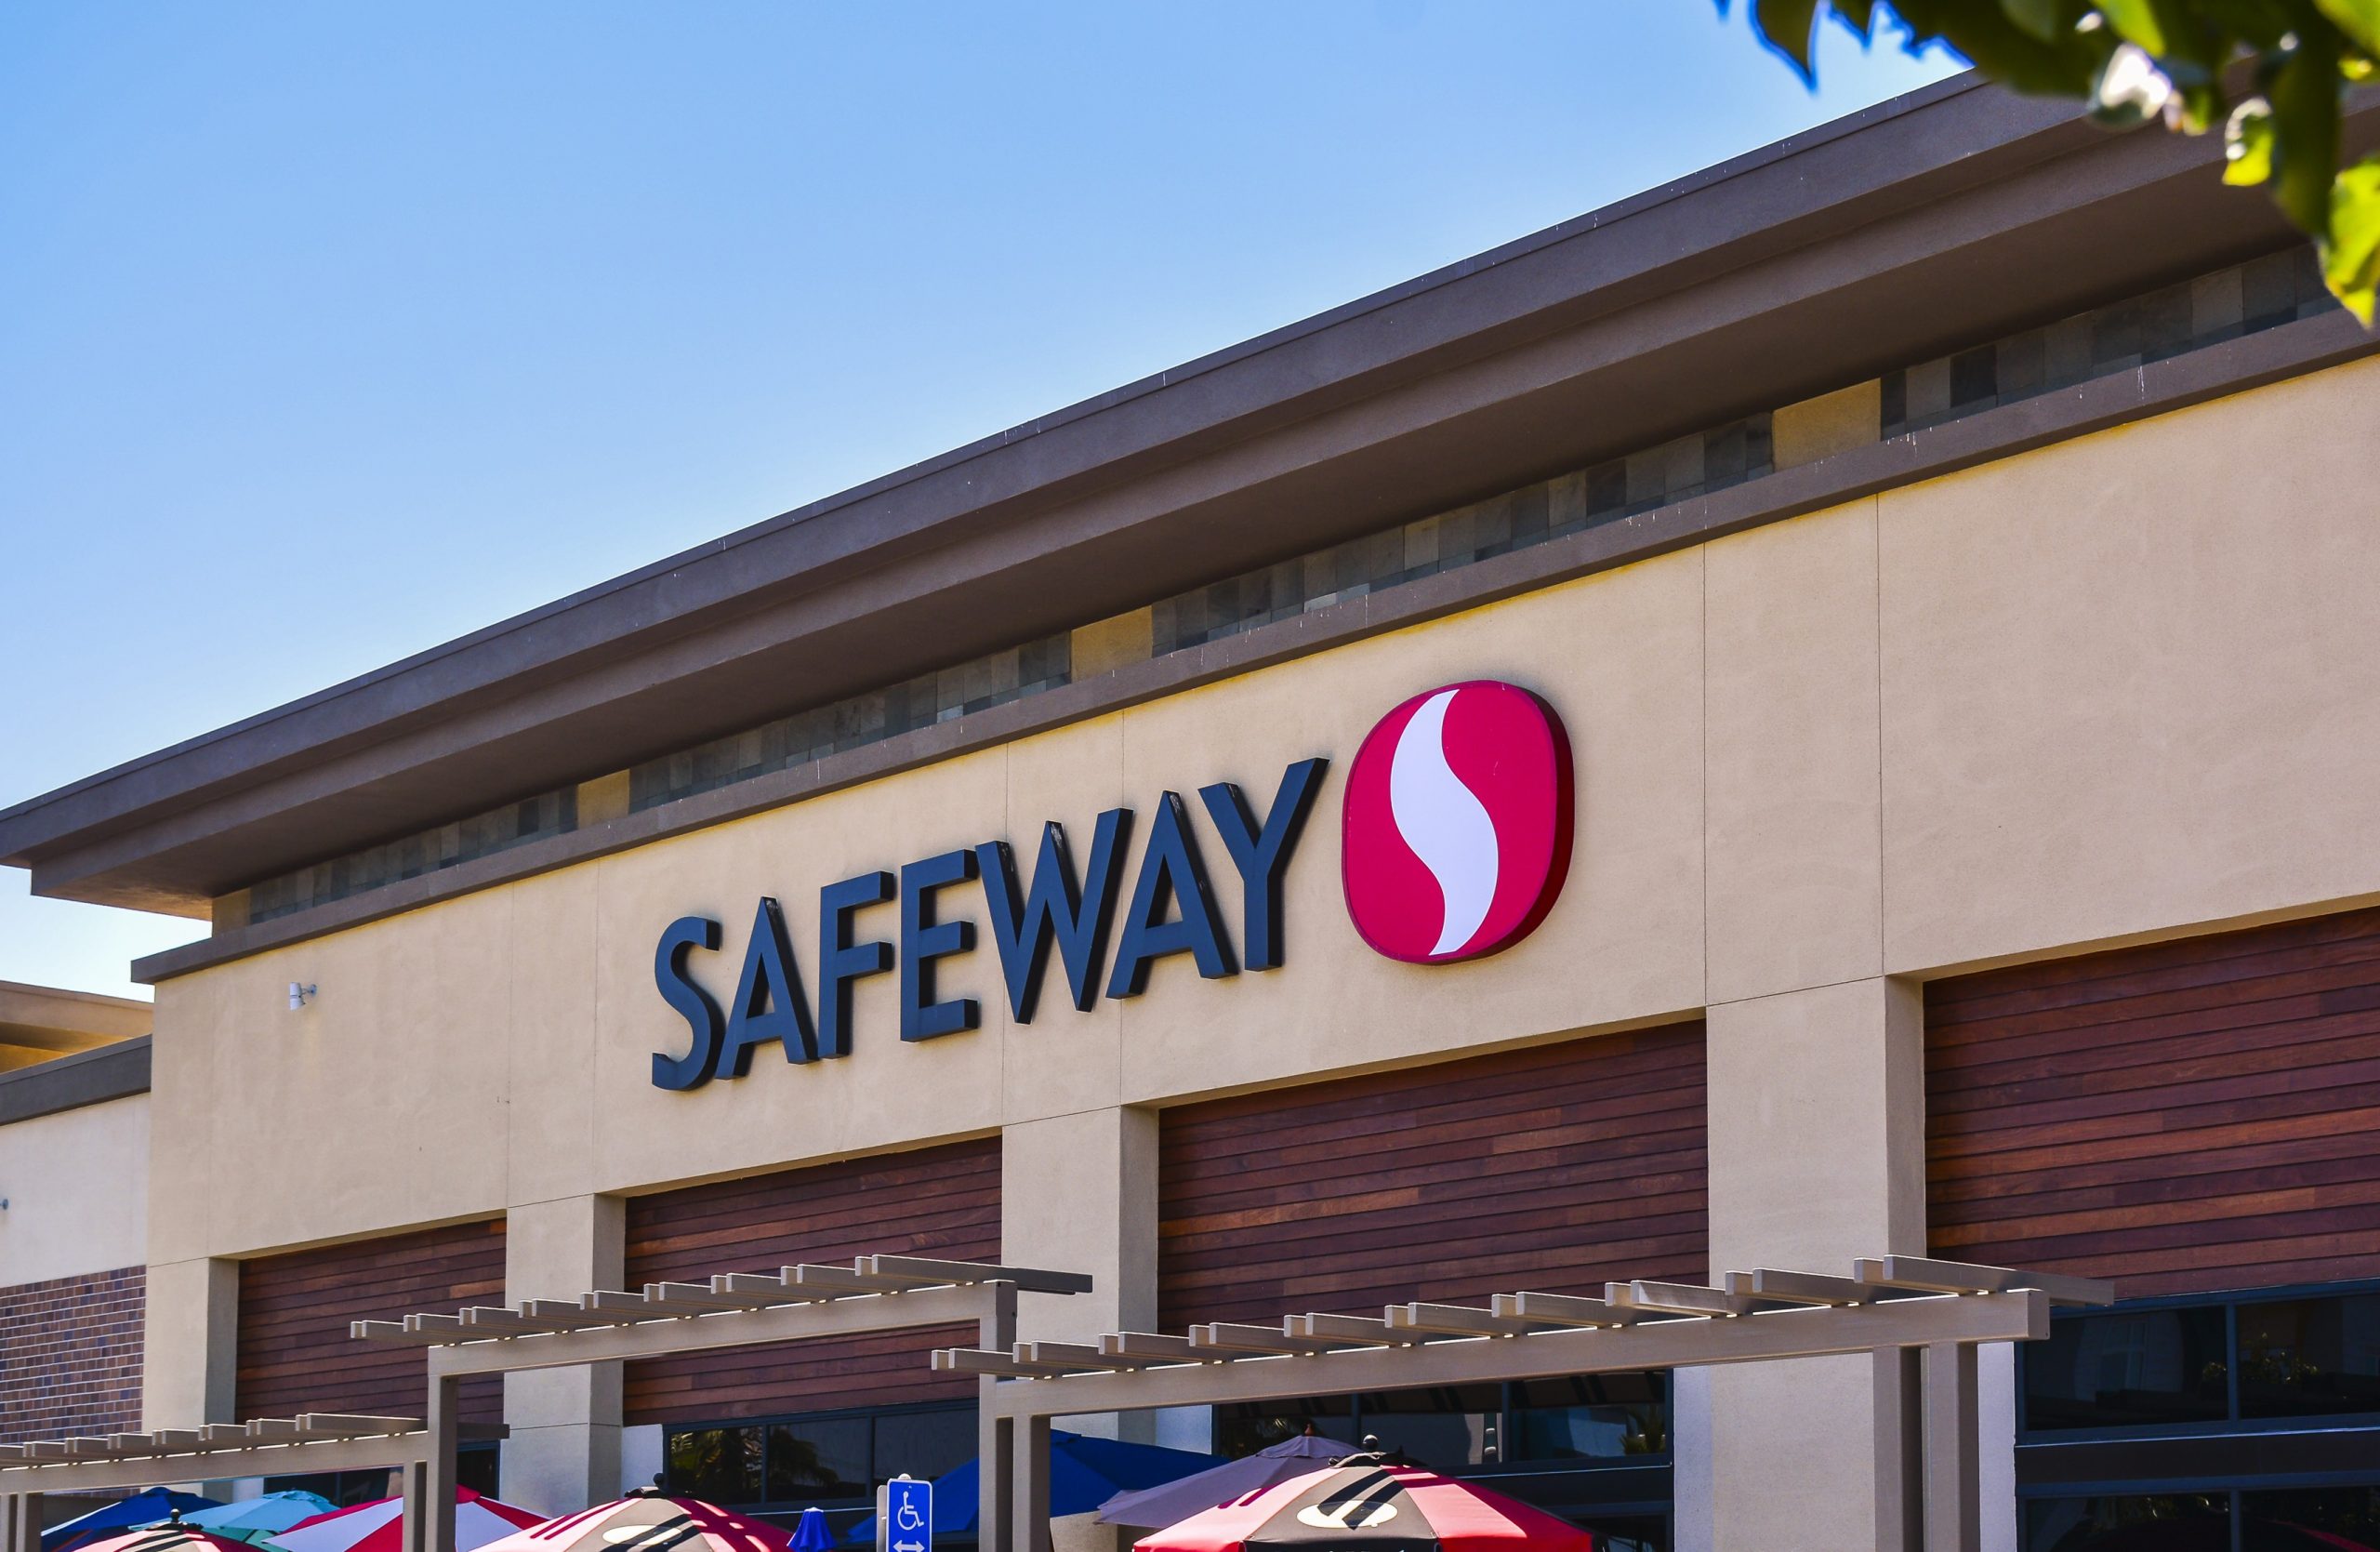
[0,74,2352,915]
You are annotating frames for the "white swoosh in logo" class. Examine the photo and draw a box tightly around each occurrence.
[1388,688,1500,956]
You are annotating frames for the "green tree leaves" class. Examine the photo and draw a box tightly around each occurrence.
[1726,0,2380,321]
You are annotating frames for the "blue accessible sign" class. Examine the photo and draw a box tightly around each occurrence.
[879,1475,932,1552]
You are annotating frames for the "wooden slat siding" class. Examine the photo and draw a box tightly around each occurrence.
[235,1219,505,1423]
[1159,1026,1709,1328]
[623,1138,999,1426]
[1927,905,2380,1299]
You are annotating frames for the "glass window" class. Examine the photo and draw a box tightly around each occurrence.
[1512,1374,1669,1463]
[2025,1492,2228,1551]
[2025,1307,2228,1430]
[2240,1485,2380,1547]
[668,1425,762,1504]
[766,1417,869,1503]
[2238,1293,2380,1420]
[874,1408,977,1486]
[1214,1397,1358,1459]
[1357,1385,1502,1471]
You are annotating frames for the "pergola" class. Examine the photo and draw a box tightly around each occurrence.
[0,1417,507,1552]
[5,1251,2103,1552]
[351,1254,1090,1552]
[932,1254,2111,1552]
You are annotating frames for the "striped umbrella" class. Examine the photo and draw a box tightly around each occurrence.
[273,1490,544,1552]
[1132,1458,1593,1552]
[472,1494,790,1552]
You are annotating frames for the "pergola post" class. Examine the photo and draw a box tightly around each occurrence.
[425,1370,460,1552]
[5,1490,39,1552]
[398,1456,431,1552]
[1922,1340,1981,1552]
[977,1281,1017,1552]
[1012,1415,1051,1552]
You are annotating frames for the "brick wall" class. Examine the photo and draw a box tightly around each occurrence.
[0,1266,144,1443]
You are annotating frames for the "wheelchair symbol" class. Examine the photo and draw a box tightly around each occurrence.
[895,1501,926,1532]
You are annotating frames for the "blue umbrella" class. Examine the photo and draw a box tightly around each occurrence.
[44,1492,220,1552]
[788,1509,835,1552]
[173,1493,337,1545]
[848,1433,1228,1540]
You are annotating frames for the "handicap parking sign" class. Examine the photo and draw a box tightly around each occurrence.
[879,1475,932,1552]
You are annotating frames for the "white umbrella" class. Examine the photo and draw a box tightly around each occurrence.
[271,1491,543,1552]
[1097,1434,1358,1528]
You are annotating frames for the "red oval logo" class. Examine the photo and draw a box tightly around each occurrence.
[1340,681,1573,963]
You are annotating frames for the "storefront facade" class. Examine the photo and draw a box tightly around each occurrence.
[5,77,2378,1552]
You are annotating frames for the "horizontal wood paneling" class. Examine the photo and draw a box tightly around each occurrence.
[236,1220,505,1423]
[1160,1026,1709,1328]
[1927,906,2380,1298]
[624,1139,999,1426]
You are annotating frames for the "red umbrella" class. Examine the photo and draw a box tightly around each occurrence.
[274,1490,544,1552]
[74,1524,253,1552]
[1133,1458,1592,1552]
[473,1494,790,1552]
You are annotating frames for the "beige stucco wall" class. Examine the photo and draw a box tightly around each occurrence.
[151,354,2380,1261]
[132,354,2380,1533]
[0,1093,147,1286]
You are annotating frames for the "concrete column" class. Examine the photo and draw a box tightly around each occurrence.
[1701,976,1927,1552]
[1001,1108,1157,1440]
[500,1196,625,1515]
[140,1256,238,1427]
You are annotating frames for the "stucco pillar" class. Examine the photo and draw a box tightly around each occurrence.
[140,1256,237,1427]
[1001,1108,1157,1441]
[501,1196,625,1514]
[1699,976,1926,1552]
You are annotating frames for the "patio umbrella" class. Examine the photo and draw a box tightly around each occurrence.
[43,1491,221,1552]
[789,1509,835,1552]
[472,1493,790,1552]
[273,1489,543,1552]
[172,1493,337,1545]
[848,1432,1229,1540]
[1099,1434,1358,1529]
[1133,1457,1593,1552]
[72,1521,254,1552]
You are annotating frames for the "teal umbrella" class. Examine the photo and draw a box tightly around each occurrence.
[171,1495,337,1546]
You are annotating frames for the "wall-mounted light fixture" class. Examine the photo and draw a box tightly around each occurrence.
[288,982,318,1012]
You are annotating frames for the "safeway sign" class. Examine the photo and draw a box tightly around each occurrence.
[648,679,1576,1092]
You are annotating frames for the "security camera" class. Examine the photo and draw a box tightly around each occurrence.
[288,982,317,1011]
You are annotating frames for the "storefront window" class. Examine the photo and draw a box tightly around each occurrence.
[2024,1306,2228,1430]
[2237,1293,2380,1420]
[1213,1397,1358,1458]
[668,1425,763,1504]
[665,1404,969,1511]
[765,1417,869,1501]
[1356,1385,1502,1470]
[1511,1374,1668,1462]
[2025,1492,2228,1551]
[2239,1485,2380,1546]
[1213,1375,1669,1470]
[873,1408,978,1483]
[2019,1283,2380,1550]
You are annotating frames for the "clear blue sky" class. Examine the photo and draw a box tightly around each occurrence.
[0,3,1961,1000]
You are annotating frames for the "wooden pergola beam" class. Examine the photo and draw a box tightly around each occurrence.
[859,1255,1095,1295]
[1496,1291,1644,1328]
[1725,1268,1875,1307]
[1852,1254,2113,1307]
[1385,1302,1538,1338]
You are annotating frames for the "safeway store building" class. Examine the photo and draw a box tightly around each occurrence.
[4,75,2377,1552]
